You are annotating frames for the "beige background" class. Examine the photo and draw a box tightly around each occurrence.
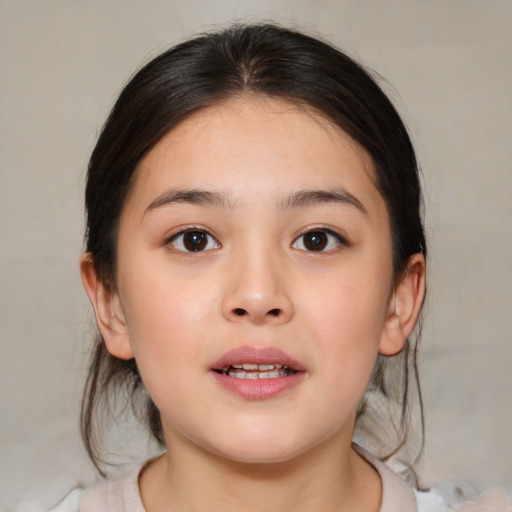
[1,1,511,509]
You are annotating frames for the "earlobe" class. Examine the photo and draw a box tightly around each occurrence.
[379,253,426,356]
[80,252,134,360]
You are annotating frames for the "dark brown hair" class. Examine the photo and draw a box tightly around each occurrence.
[81,23,427,475]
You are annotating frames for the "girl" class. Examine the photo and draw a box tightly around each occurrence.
[62,23,509,512]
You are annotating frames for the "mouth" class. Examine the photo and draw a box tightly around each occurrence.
[216,363,298,379]
[210,346,305,399]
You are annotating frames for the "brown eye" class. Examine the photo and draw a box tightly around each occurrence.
[184,231,208,251]
[302,231,328,251]
[292,229,345,252]
[170,230,219,252]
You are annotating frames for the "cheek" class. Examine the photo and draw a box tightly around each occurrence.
[302,269,390,347]
[298,264,390,400]
[118,275,213,423]
[119,263,218,368]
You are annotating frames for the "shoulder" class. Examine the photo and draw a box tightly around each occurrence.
[415,486,512,512]
[354,444,418,511]
[354,444,512,512]
[415,488,456,512]
[77,463,145,512]
[48,489,83,512]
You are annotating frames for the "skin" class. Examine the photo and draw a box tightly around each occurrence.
[81,95,426,512]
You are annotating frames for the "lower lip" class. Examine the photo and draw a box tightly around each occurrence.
[210,371,305,400]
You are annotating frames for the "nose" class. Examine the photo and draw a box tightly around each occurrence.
[221,245,294,325]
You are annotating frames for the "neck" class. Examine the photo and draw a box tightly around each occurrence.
[139,429,381,512]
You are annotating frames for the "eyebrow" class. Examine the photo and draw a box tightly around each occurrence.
[144,187,367,216]
[145,188,236,215]
[279,189,367,215]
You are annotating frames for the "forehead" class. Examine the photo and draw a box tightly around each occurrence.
[130,95,384,215]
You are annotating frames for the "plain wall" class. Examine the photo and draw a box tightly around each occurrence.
[1,0,511,509]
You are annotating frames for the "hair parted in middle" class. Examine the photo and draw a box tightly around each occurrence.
[81,23,427,478]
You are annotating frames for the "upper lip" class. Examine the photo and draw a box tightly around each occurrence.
[212,345,305,371]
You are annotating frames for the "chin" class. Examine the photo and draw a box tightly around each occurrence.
[213,443,305,465]
[199,428,317,465]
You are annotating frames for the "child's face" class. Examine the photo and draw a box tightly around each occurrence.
[98,96,412,463]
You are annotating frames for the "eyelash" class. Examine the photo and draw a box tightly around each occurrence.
[165,226,349,254]
[166,226,220,253]
[291,227,349,253]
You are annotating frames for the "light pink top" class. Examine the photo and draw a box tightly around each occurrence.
[79,446,417,512]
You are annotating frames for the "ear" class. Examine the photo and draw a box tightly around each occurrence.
[379,253,426,356]
[80,252,134,360]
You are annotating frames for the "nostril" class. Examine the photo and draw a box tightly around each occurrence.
[233,308,246,316]
[267,308,281,316]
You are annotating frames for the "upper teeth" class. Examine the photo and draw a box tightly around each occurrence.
[221,363,295,379]
[230,363,283,371]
